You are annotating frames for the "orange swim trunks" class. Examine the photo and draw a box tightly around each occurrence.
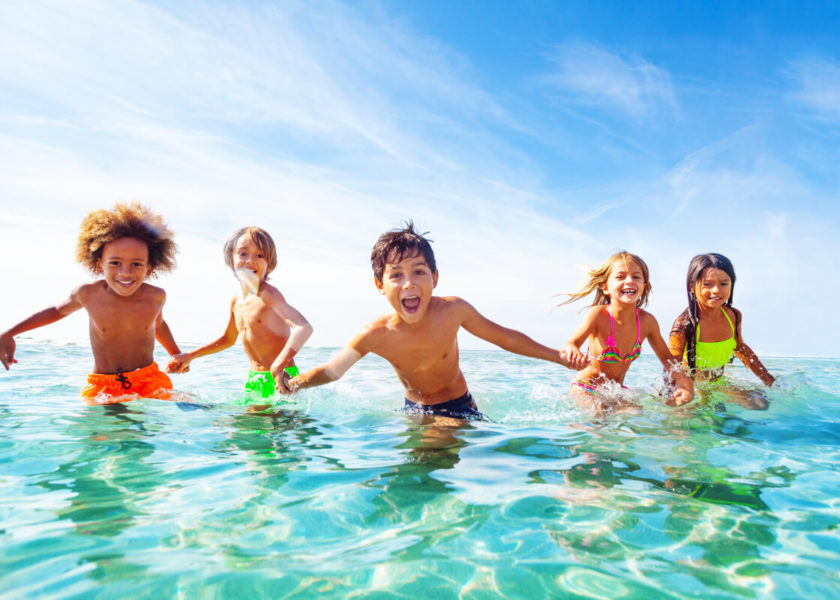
[81,362,174,404]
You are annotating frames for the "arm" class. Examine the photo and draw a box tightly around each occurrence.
[645,314,694,406]
[167,300,239,373]
[264,289,314,384]
[461,300,589,370]
[667,319,687,362]
[731,309,775,386]
[288,345,363,392]
[734,343,774,386]
[560,307,600,369]
[0,290,83,370]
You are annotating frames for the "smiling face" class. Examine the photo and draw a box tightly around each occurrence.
[96,237,151,296]
[375,250,438,324]
[603,258,646,306]
[232,233,270,293]
[695,267,732,310]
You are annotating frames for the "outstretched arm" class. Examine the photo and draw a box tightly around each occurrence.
[288,345,363,392]
[461,300,589,370]
[645,315,694,406]
[0,290,83,370]
[167,301,239,373]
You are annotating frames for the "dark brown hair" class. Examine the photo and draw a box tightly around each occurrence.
[370,221,436,281]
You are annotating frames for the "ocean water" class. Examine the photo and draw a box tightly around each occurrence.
[1,342,839,599]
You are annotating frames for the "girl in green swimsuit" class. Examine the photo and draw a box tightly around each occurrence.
[668,253,775,408]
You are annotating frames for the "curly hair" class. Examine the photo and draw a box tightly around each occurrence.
[75,202,177,276]
[223,226,278,279]
[558,251,651,308]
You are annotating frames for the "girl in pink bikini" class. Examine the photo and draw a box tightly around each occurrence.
[560,251,693,413]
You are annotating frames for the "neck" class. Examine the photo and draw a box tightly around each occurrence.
[698,304,724,319]
[608,302,636,318]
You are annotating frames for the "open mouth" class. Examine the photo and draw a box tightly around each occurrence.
[620,288,637,298]
[402,296,421,313]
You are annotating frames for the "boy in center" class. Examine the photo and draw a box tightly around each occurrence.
[286,223,587,418]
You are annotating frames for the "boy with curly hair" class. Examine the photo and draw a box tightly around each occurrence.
[0,202,184,404]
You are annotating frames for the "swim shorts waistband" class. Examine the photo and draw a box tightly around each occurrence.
[404,391,485,420]
[81,362,173,404]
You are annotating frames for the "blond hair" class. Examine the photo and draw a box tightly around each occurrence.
[75,201,176,275]
[559,251,651,308]
[223,227,278,279]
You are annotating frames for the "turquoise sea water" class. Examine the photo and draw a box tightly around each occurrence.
[1,342,839,599]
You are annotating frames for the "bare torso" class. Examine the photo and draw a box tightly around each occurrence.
[233,292,292,371]
[363,297,467,404]
[81,281,165,374]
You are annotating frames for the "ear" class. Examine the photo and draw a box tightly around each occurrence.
[145,265,153,278]
[599,281,609,296]
[374,276,384,294]
[432,270,439,288]
[94,259,103,274]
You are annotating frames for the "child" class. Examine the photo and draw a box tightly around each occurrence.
[668,253,774,407]
[561,251,693,412]
[0,202,182,403]
[167,227,312,406]
[285,222,588,419]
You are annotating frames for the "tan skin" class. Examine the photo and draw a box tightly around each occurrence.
[0,237,181,374]
[290,252,586,404]
[167,234,312,394]
[668,268,774,387]
[563,259,693,410]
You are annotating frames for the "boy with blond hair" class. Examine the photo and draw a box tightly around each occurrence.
[167,226,312,406]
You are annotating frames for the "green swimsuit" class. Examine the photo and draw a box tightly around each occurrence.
[693,308,736,371]
[241,365,300,403]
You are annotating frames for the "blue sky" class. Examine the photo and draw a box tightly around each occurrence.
[1,1,838,358]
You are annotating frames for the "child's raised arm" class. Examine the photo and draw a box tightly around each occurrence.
[460,299,589,370]
[167,298,239,373]
[0,289,84,370]
[643,313,694,406]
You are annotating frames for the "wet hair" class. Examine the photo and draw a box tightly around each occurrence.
[670,253,740,371]
[559,251,652,308]
[223,227,278,279]
[75,201,176,276]
[370,221,436,282]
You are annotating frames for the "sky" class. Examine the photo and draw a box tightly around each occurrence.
[1,0,838,358]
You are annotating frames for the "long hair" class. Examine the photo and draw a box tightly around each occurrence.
[672,253,739,371]
[558,251,651,308]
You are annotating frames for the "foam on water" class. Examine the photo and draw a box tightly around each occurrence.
[1,342,839,598]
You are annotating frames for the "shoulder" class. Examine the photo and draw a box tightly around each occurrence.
[348,313,391,354]
[259,282,286,303]
[637,308,660,331]
[139,282,167,301]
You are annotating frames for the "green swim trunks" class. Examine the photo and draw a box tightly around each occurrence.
[240,366,300,404]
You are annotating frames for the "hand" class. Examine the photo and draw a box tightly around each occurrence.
[671,387,694,406]
[166,353,191,373]
[274,370,293,395]
[0,333,17,370]
[560,344,588,370]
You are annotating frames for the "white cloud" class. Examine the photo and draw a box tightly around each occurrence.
[540,42,678,118]
[788,57,840,120]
